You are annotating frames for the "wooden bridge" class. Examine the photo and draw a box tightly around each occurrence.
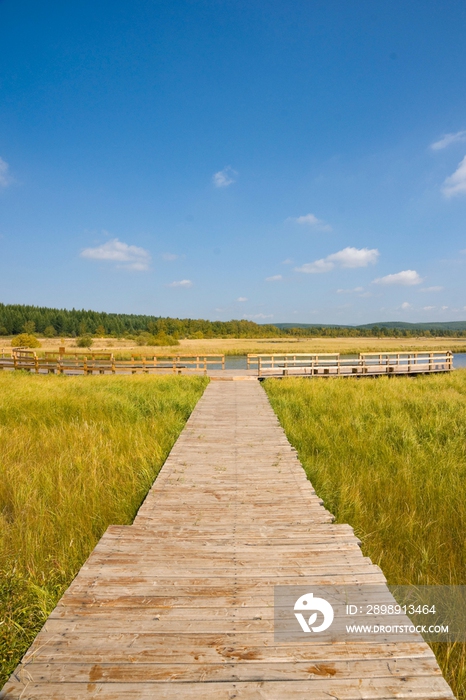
[1,381,454,699]
[248,351,453,378]
[0,348,454,379]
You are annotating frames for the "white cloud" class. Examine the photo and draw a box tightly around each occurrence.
[243,313,273,319]
[337,287,364,294]
[442,155,466,197]
[401,302,411,310]
[265,274,283,282]
[431,131,466,150]
[295,247,379,274]
[295,259,334,274]
[328,247,379,268]
[161,252,178,261]
[288,213,332,232]
[213,166,237,188]
[373,269,423,286]
[168,279,192,288]
[441,305,449,310]
[0,157,11,187]
[237,297,248,302]
[420,286,443,292]
[423,306,436,311]
[282,258,293,264]
[80,238,151,271]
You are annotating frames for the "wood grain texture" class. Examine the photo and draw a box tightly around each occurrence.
[0,382,454,699]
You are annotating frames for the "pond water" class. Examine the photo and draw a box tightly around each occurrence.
[454,353,466,368]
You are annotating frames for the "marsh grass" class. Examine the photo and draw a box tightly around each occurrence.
[264,371,466,697]
[4,335,466,358]
[0,373,207,684]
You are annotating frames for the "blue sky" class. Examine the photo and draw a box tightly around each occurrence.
[1,0,466,325]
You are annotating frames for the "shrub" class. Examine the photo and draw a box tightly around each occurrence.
[12,334,41,348]
[76,336,94,349]
[136,334,150,346]
[147,333,180,347]
[135,333,179,347]
[43,326,57,338]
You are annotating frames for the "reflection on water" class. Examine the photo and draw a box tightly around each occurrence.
[454,353,466,368]
[225,355,248,370]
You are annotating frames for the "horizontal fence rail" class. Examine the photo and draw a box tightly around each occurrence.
[247,351,454,378]
[0,350,225,375]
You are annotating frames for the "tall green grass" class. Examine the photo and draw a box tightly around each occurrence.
[0,372,207,685]
[264,371,466,698]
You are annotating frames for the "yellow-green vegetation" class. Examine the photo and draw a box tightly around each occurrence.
[10,333,41,348]
[264,371,466,698]
[3,335,465,359]
[0,373,207,685]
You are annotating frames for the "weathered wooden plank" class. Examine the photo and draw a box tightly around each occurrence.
[6,657,445,683]
[0,677,454,700]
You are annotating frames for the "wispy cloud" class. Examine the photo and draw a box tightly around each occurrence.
[213,166,237,188]
[243,313,273,319]
[265,274,283,282]
[80,238,151,271]
[442,155,466,197]
[420,286,443,292]
[282,258,293,265]
[401,302,412,310]
[161,252,178,261]
[431,131,466,150]
[237,296,248,302]
[336,287,364,294]
[168,279,192,288]
[296,259,333,274]
[295,247,379,274]
[288,213,332,232]
[0,157,12,187]
[423,306,436,311]
[373,270,423,286]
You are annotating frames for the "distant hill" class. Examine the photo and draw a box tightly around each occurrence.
[274,321,466,332]
[357,321,466,331]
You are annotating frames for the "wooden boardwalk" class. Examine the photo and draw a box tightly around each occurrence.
[0,349,454,379]
[1,382,454,699]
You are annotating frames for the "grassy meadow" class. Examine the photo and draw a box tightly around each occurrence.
[0,373,208,686]
[264,371,466,697]
[3,335,466,357]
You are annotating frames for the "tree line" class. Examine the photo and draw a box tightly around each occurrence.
[0,303,465,339]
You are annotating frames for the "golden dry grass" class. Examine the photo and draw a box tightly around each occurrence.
[0,373,208,685]
[264,371,466,698]
[3,335,466,357]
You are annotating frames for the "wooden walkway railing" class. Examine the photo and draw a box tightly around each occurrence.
[248,351,454,378]
[0,350,225,375]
